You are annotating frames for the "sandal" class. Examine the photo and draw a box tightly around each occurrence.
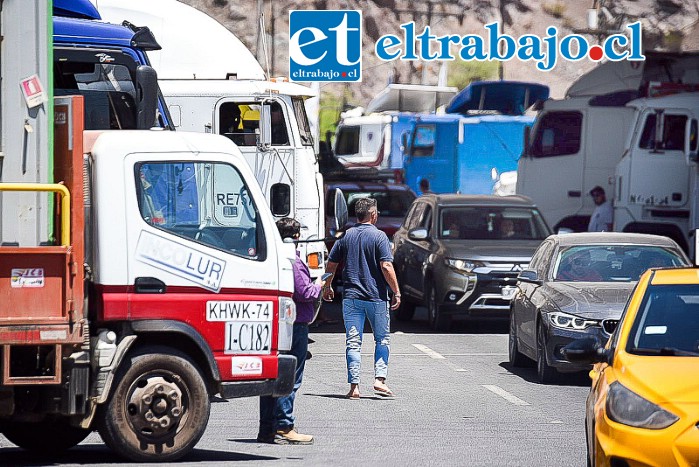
[373,385,395,397]
[346,392,360,400]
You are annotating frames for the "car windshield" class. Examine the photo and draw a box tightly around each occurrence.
[438,206,550,240]
[329,189,416,218]
[553,245,687,283]
[626,284,699,357]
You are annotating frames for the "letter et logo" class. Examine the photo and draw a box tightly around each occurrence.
[289,10,362,82]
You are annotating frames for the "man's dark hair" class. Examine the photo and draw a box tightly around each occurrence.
[589,186,605,196]
[355,197,377,222]
[276,217,301,240]
[419,178,430,191]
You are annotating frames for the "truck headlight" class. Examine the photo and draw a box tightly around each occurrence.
[278,297,296,352]
[606,382,679,429]
[445,258,484,273]
[548,311,598,330]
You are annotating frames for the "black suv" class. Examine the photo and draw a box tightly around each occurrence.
[392,194,551,331]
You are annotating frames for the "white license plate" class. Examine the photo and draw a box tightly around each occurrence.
[225,321,271,354]
[501,286,516,300]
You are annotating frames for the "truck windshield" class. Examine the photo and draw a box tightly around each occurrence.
[530,111,582,157]
[54,48,149,130]
[136,161,263,260]
[293,97,314,147]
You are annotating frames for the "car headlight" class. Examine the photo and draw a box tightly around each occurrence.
[548,311,599,330]
[444,258,484,273]
[606,382,679,429]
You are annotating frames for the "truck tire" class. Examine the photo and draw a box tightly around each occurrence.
[2,420,90,453]
[97,346,210,462]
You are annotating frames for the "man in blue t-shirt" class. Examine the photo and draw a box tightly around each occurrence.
[323,197,401,400]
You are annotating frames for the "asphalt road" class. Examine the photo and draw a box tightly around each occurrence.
[0,302,590,466]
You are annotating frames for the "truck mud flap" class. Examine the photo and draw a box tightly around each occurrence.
[219,355,296,399]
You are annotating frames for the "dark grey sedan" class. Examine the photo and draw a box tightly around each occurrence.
[509,232,690,383]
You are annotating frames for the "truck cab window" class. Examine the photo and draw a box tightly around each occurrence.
[54,48,141,130]
[639,113,687,151]
[531,111,582,157]
[219,101,288,147]
[136,162,264,260]
[336,126,360,155]
[411,124,436,157]
[293,97,314,147]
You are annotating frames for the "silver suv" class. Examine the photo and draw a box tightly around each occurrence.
[392,194,551,331]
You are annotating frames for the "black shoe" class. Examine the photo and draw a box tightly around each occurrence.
[308,337,316,344]
[306,350,312,360]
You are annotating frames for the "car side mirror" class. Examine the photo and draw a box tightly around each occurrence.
[562,337,610,364]
[408,227,429,241]
[333,188,348,232]
[516,269,542,285]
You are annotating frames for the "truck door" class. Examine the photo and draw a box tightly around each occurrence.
[517,111,585,231]
[124,157,283,381]
[404,121,457,194]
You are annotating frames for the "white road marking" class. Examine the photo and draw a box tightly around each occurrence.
[482,385,530,406]
[412,343,445,359]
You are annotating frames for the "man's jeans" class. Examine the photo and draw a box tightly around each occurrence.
[342,298,390,384]
[259,322,309,433]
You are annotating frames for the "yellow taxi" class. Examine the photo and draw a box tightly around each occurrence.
[564,267,699,466]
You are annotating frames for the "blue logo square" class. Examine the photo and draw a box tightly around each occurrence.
[289,10,362,82]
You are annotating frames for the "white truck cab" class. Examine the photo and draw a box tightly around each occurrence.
[95,0,326,278]
[614,92,699,252]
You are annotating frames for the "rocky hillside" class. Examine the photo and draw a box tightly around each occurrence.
[181,0,699,104]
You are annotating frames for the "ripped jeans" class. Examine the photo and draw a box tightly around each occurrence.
[342,299,390,384]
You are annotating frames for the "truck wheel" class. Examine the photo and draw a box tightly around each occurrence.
[98,346,210,462]
[2,420,90,453]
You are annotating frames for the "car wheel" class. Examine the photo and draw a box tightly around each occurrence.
[395,298,416,321]
[427,284,449,332]
[508,310,529,367]
[536,321,558,384]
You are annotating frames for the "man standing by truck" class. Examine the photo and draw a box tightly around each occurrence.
[258,218,318,445]
[588,186,613,232]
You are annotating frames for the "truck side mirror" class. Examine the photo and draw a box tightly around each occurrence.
[258,104,272,150]
[522,126,531,158]
[653,109,665,152]
[135,65,159,129]
[333,188,348,232]
[687,118,698,162]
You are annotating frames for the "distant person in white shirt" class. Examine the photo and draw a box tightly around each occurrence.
[588,186,613,232]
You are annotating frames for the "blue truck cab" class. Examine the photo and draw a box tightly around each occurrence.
[53,0,170,130]
[402,112,538,195]
[402,81,549,195]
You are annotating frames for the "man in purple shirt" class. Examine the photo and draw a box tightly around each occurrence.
[258,218,321,445]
